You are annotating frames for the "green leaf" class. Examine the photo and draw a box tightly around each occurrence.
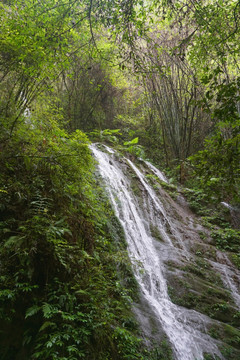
[123,137,139,146]
[39,321,56,332]
[25,305,41,319]
[42,303,54,318]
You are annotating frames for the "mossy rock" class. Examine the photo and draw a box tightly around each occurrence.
[190,243,217,261]
[167,271,237,323]
[150,224,164,242]
[130,175,144,198]
[159,181,177,192]
[220,344,240,360]
[230,253,240,270]
[182,262,223,287]
[209,323,240,350]
[203,353,221,360]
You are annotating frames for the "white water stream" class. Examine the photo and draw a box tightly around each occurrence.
[144,160,168,183]
[91,144,226,360]
[210,253,240,310]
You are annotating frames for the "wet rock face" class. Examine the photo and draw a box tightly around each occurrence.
[221,202,240,229]
[230,207,240,229]
[91,144,240,360]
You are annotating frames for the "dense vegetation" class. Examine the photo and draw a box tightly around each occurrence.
[0,0,239,359]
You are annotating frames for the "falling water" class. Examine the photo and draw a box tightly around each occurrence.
[210,253,240,310]
[221,202,240,229]
[91,144,225,360]
[144,160,168,183]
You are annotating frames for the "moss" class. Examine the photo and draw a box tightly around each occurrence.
[199,230,208,240]
[167,266,239,326]
[230,253,240,270]
[190,243,217,261]
[182,263,208,280]
[208,324,240,350]
[203,353,221,360]
[159,181,177,192]
[169,288,199,309]
[182,258,222,286]
[220,345,240,360]
[118,260,139,298]
[223,324,240,348]
[211,228,240,252]
[159,181,178,200]
[207,302,236,323]
[146,174,178,200]
[147,339,174,360]
[183,262,223,287]
[130,175,143,198]
[205,286,231,301]
[169,282,238,325]
[165,260,181,271]
[107,213,127,248]
[150,224,164,242]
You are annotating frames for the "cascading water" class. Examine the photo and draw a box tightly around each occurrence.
[91,144,237,360]
[144,160,168,183]
[209,253,240,310]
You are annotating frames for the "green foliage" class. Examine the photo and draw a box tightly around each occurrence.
[188,121,240,203]
[89,129,146,158]
[0,2,176,357]
[211,228,240,252]
[89,129,122,144]
[182,185,232,228]
[220,345,240,360]
[113,327,143,359]
[0,0,91,127]
[149,340,173,360]
[182,187,212,216]
[230,253,240,270]
[124,137,139,146]
[183,8,240,203]
[164,108,234,203]
[123,137,145,158]
[1,1,240,358]
[203,354,220,360]
[0,98,146,359]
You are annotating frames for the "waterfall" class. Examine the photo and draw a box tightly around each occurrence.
[144,159,168,183]
[91,144,231,360]
[221,202,240,229]
[210,252,240,310]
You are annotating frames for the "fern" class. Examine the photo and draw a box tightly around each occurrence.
[25,305,41,319]
[39,321,57,332]
[30,193,52,215]
[42,303,57,319]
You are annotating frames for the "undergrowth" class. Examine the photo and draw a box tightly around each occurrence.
[0,107,155,359]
